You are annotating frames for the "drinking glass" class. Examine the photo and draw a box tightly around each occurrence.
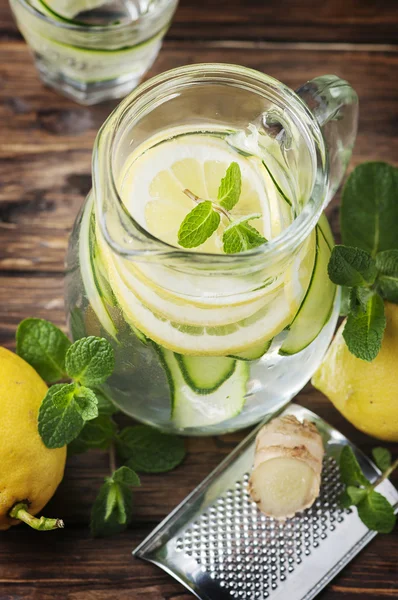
[10,0,178,104]
[65,64,358,434]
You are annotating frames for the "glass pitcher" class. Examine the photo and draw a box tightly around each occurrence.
[65,64,358,435]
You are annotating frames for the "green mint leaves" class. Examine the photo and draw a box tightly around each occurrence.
[17,317,187,538]
[217,161,242,210]
[342,293,386,362]
[223,215,267,253]
[177,162,266,253]
[17,318,115,448]
[372,447,392,472]
[39,384,98,448]
[89,427,185,537]
[328,246,377,287]
[68,415,118,455]
[90,466,140,537]
[17,318,71,382]
[328,162,398,361]
[375,250,398,302]
[65,337,115,387]
[341,162,398,256]
[116,425,186,473]
[178,200,220,248]
[339,445,397,534]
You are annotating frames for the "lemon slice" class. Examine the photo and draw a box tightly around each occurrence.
[113,253,276,326]
[102,238,295,355]
[119,132,273,254]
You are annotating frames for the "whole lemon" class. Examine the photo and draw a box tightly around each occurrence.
[312,301,398,442]
[0,347,66,530]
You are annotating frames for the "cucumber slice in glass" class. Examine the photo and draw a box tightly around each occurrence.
[229,338,272,361]
[175,355,236,393]
[158,348,249,429]
[279,224,336,355]
[79,197,118,339]
[318,212,334,250]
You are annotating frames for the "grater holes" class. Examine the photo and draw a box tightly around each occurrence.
[176,456,346,597]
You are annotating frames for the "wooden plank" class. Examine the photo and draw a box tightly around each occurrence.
[0,42,397,273]
[0,526,396,600]
[2,0,398,44]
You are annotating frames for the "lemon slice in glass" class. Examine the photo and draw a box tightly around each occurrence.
[119,132,273,254]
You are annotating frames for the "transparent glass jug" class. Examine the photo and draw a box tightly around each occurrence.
[65,64,358,435]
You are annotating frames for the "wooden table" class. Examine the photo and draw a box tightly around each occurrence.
[0,1,397,598]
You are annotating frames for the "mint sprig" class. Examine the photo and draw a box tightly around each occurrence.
[17,317,188,538]
[339,445,397,534]
[177,162,267,253]
[328,162,398,361]
[17,319,115,448]
[90,466,140,538]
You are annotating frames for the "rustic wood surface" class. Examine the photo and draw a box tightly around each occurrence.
[0,0,397,598]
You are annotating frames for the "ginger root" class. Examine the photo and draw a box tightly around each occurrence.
[248,415,324,519]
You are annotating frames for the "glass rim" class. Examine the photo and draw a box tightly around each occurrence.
[12,0,177,33]
[94,63,329,267]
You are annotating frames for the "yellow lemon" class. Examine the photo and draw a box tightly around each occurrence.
[0,347,66,530]
[312,301,398,442]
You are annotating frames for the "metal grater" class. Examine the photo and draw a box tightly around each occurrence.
[134,404,398,600]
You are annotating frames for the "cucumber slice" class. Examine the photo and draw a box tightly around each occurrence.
[175,355,236,393]
[279,225,336,355]
[318,212,334,250]
[229,338,272,361]
[79,197,118,340]
[159,349,249,428]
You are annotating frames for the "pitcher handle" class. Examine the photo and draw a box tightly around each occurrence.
[296,75,358,206]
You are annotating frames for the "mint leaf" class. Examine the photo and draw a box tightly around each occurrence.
[341,162,398,255]
[223,215,267,254]
[375,249,398,303]
[68,415,117,454]
[112,465,140,487]
[16,318,71,383]
[347,486,368,506]
[339,446,370,488]
[357,490,396,533]
[117,425,186,473]
[372,447,392,472]
[343,292,386,361]
[178,201,220,249]
[218,162,241,210]
[38,383,98,448]
[65,336,115,387]
[340,489,354,509]
[328,245,377,287]
[90,466,140,537]
[74,386,99,420]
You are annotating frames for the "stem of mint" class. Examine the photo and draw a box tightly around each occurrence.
[370,457,398,492]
